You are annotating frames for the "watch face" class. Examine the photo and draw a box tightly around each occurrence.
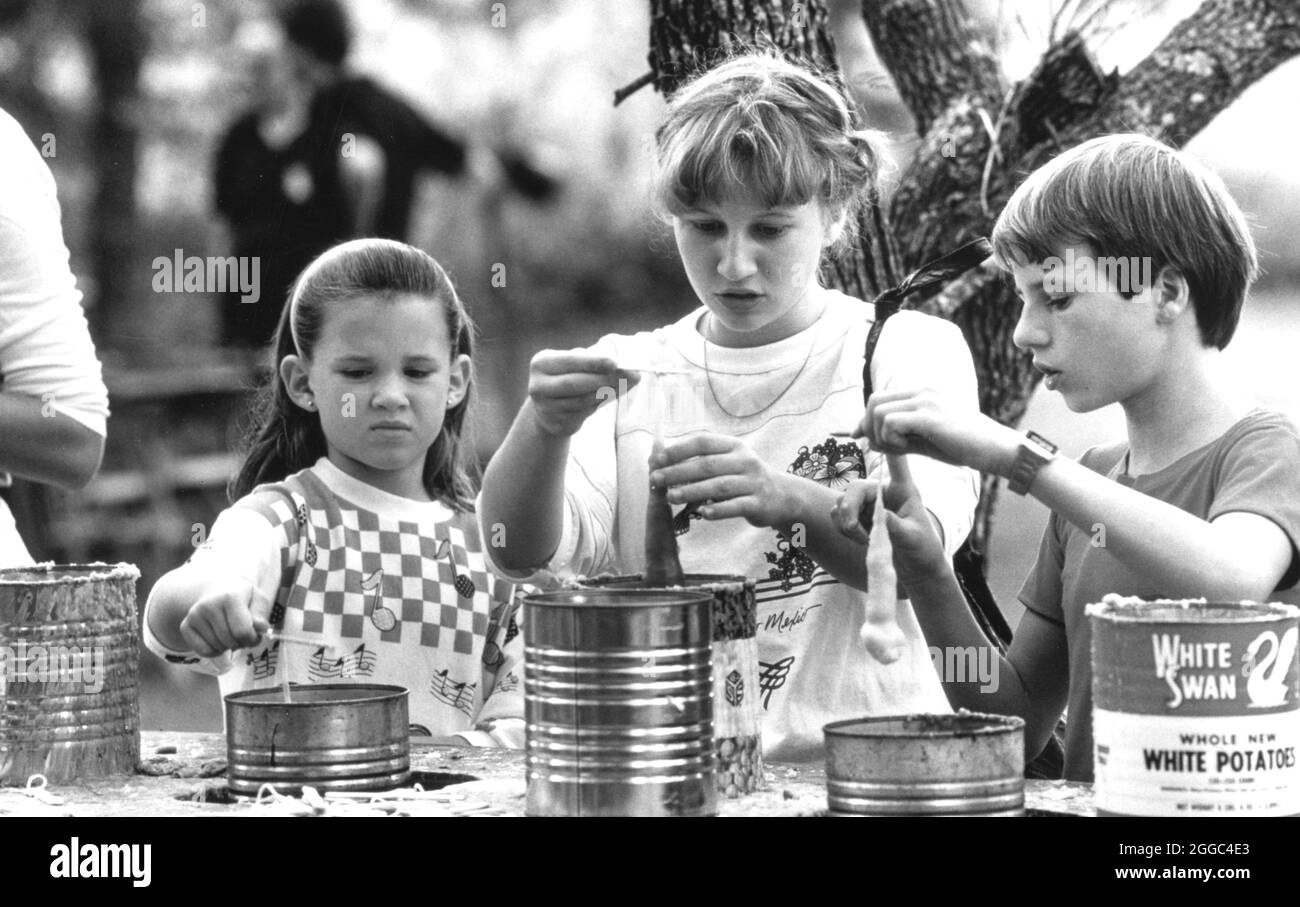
[1026,430,1059,455]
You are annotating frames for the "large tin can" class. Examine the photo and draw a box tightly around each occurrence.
[0,563,140,785]
[525,588,715,816]
[577,574,763,797]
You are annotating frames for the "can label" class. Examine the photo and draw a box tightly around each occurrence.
[1092,611,1300,816]
[1094,710,1300,815]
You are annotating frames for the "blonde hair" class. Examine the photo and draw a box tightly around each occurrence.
[651,53,883,257]
[992,134,1258,349]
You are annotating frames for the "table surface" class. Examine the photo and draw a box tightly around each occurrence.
[0,732,1096,817]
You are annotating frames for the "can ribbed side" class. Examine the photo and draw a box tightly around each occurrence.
[824,713,1026,817]
[224,684,411,796]
[524,589,716,817]
[0,564,140,785]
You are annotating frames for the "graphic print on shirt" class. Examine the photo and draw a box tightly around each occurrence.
[725,670,745,707]
[276,510,490,653]
[308,642,377,680]
[494,671,520,694]
[765,438,866,591]
[295,504,318,566]
[362,568,398,631]
[760,602,824,634]
[789,438,865,489]
[481,595,520,670]
[434,537,477,599]
[758,656,795,709]
[246,641,280,681]
[431,667,477,716]
[672,503,703,536]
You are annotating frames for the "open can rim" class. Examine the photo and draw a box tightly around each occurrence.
[223,683,410,708]
[824,712,1026,740]
[0,562,141,586]
[524,589,715,609]
[1086,597,1300,623]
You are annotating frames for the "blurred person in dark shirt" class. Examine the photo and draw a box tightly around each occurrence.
[215,1,553,350]
[214,3,469,349]
[279,0,468,244]
[213,18,355,350]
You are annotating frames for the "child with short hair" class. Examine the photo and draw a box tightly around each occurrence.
[842,134,1300,781]
[479,53,982,762]
[145,239,523,745]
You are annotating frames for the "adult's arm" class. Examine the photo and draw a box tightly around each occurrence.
[0,113,109,490]
[0,393,102,489]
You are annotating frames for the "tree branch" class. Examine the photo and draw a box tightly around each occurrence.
[1068,0,1300,147]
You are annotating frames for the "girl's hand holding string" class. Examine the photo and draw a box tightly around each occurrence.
[178,580,268,658]
[526,349,640,438]
[648,432,796,529]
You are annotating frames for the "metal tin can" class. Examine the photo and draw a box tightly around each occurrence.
[824,713,1026,816]
[225,683,410,796]
[577,574,763,798]
[1089,597,1300,816]
[525,588,715,816]
[0,563,140,785]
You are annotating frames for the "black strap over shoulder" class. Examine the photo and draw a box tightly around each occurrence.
[861,237,992,399]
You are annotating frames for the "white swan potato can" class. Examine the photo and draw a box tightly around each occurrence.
[1088,595,1300,816]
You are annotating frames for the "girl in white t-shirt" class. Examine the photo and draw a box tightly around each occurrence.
[479,54,981,760]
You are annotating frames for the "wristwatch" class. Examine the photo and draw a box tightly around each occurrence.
[1007,430,1058,495]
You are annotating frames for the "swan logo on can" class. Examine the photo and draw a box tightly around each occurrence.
[1243,627,1298,709]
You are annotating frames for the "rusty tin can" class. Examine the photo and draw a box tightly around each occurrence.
[225,683,410,796]
[824,713,1026,816]
[0,563,141,785]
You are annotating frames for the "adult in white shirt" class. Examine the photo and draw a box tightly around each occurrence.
[0,107,110,564]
